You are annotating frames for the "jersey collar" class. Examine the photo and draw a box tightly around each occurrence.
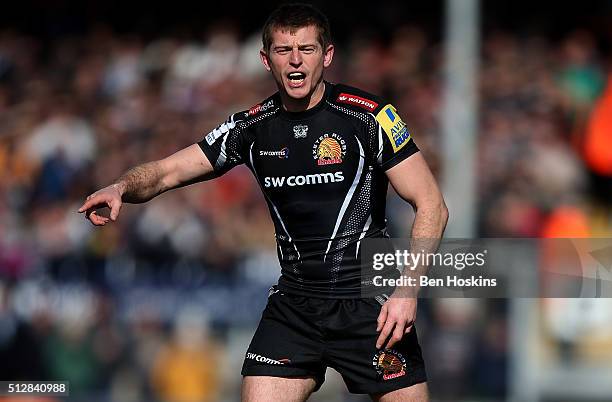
[278,81,333,120]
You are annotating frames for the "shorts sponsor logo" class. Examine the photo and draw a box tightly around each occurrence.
[293,124,308,138]
[247,99,275,116]
[372,349,407,381]
[246,352,290,365]
[260,147,289,159]
[336,92,378,112]
[263,172,344,188]
[375,104,411,153]
[312,133,347,166]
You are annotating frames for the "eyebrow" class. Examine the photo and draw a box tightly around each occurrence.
[272,44,318,50]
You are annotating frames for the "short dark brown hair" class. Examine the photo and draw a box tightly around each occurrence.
[262,3,332,52]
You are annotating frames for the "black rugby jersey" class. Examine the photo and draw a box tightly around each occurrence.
[198,82,419,297]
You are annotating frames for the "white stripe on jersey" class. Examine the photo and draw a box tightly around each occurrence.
[324,136,365,262]
[372,113,384,165]
[355,215,372,259]
[216,132,229,168]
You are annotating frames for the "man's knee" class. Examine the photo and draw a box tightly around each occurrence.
[371,381,429,402]
[242,376,318,402]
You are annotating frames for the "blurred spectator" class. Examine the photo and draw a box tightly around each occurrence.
[151,307,220,402]
[24,96,96,172]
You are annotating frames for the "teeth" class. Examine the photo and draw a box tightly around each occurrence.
[288,72,305,80]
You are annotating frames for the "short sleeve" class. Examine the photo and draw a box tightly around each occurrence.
[198,113,247,176]
[374,104,419,171]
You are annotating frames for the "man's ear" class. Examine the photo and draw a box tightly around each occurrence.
[323,44,334,68]
[260,49,272,72]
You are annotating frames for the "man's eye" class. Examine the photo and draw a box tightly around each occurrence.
[275,48,290,55]
[301,48,315,54]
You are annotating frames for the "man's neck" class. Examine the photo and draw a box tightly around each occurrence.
[281,81,326,112]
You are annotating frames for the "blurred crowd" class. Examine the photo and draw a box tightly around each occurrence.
[0,20,611,402]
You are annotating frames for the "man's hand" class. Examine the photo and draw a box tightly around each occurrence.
[376,297,417,349]
[78,184,124,226]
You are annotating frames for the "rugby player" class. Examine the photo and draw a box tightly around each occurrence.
[79,4,448,401]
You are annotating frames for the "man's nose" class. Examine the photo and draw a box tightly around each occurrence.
[290,48,302,66]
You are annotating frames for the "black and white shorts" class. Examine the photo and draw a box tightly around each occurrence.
[241,287,427,395]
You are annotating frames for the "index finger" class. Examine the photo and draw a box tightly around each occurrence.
[78,194,109,213]
[78,198,96,213]
[376,320,396,349]
[385,320,406,349]
[376,304,388,332]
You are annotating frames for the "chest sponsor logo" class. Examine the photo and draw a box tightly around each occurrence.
[293,124,308,138]
[336,92,378,112]
[312,133,347,166]
[372,349,407,381]
[375,104,411,153]
[264,172,344,188]
[247,99,275,117]
[260,147,289,159]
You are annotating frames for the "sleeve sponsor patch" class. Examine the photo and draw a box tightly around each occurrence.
[205,118,237,145]
[375,104,411,153]
[336,93,378,112]
[205,130,220,145]
[247,99,275,117]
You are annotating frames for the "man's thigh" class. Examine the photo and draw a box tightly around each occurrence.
[325,299,427,395]
[242,376,318,402]
[372,381,429,402]
[242,290,327,394]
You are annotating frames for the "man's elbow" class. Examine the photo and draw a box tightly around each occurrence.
[440,200,449,227]
[429,193,449,229]
[157,160,179,194]
[415,195,448,225]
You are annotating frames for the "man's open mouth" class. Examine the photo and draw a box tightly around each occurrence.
[287,72,306,86]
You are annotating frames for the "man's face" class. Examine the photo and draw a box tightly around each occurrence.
[261,25,334,101]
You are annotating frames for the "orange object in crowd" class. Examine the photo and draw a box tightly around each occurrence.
[584,74,612,176]
[541,205,591,238]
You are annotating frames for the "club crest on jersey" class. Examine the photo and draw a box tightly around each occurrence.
[375,104,411,153]
[312,133,346,166]
[372,349,407,381]
[293,124,308,139]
